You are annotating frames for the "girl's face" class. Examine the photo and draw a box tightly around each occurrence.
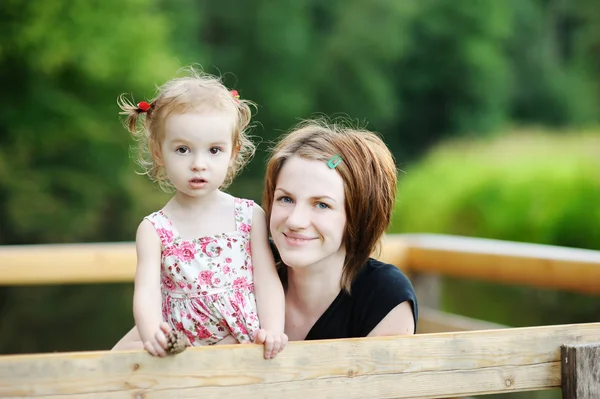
[157,111,234,198]
[269,155,347,271]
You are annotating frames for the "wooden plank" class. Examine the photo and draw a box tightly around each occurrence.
[417,306,508,333]
[1,234,600,294]
[561,343,600,399]
[401,234,600,295]
[0,237,410,286]
[0,242,136,285]
[1,323,599,398]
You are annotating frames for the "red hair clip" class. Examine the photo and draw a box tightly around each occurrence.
[137,101,151,113]
[230,90,240,99]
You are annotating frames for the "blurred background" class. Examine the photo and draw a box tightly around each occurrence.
[0,1,599,397]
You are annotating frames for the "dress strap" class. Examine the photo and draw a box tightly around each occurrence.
[144,211,176,247]
[234,198,254,233]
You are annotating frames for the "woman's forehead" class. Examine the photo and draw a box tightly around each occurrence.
[276,156,344,199]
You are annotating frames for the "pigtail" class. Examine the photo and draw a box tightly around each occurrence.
[117,94,151,134]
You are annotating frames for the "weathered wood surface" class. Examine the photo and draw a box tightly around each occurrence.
[1,323,599,399]
[402,234,600,295]
[0,242,136,285]
[2,234,600,295]
[561,343,600,399]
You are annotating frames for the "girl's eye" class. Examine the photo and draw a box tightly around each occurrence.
[276,196,293,204]
[316,202,330,210]
[209,147,222,155]
[176,146,190,154]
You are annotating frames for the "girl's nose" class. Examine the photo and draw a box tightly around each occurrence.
[191,155,207,171]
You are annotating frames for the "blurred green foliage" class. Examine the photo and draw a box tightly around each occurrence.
[392,130,600,250]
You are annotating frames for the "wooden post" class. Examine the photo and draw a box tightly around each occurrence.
[561,343,600,398]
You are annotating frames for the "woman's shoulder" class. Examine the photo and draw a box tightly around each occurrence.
[352,258,414,291]
[350,258,419,335]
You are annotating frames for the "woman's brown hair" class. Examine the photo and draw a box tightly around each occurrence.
[263,118,398,293]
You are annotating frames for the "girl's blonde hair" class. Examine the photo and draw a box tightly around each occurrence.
[118,67,256,191]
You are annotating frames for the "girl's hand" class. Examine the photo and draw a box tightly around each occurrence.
[143,322,172,357]
[253,329,288,359]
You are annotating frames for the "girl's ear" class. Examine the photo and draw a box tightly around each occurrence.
[229,144,241,167]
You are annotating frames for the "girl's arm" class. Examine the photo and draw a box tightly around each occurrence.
[250,205,287,359]
[133,219,169,356]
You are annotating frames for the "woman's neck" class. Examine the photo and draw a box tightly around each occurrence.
[285,256,345,318]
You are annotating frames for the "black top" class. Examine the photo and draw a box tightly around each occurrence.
[305,258,418,340]
[270,241,418,340]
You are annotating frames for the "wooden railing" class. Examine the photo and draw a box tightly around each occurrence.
[0,323,598,398]
[1,234,599,398]
[3,233,599,292]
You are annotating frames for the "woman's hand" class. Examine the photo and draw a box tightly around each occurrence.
[254,329,288,359]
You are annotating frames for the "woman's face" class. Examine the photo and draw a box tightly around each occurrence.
[269,155,347,270]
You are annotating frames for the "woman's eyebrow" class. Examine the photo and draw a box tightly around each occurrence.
[275,188,336,203]
[313,195,337,203]
[274,188,293,197]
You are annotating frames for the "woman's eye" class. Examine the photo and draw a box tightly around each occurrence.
[276,196,293,204]
[316,202,330,210]
[209,147,222,155]
[175,146,190,154]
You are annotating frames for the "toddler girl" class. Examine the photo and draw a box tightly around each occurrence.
[118,68,286,359]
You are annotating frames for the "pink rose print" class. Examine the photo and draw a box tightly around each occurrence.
[161,297,171,320]
[236,321,249,336]
[161,275,176,291]
[162,244,179,258]
[245,241,251,256]
[226,257,232,263]
[174,321,184,331]
[232,277,248,289]
[190,303,210,323]
[177,241,196,262]
[199,239,221,257]
[223,265,231,274]
[183,328,196,344]
[198,270,215,286]
[196,324,213,340]
[239,223,251,233]
[234,291,247,307]
[156,228,174,245]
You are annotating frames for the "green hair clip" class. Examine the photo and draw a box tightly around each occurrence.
[327,154,343,169]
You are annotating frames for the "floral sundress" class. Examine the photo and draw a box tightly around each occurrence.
[145,198,260,345]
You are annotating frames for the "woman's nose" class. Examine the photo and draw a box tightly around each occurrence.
[285,204,310,229]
